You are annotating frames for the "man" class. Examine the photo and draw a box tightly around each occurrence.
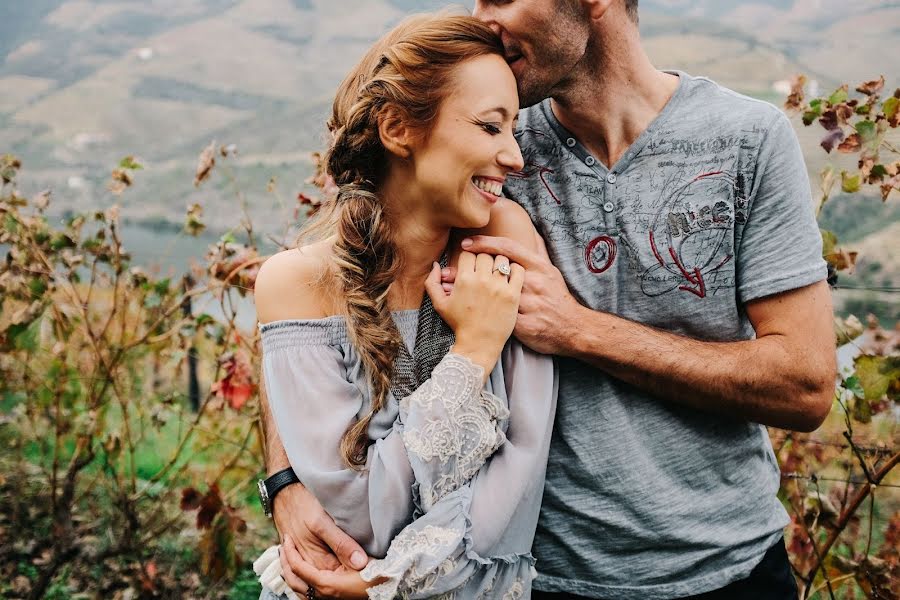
[258,1,836,598]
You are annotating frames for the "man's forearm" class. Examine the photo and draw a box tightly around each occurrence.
[557,302,834,431]
[259,377,292,474]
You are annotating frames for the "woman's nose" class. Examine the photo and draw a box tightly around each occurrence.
[498,137,524,172]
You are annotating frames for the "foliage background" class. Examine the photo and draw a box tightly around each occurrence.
[1,1,898,598]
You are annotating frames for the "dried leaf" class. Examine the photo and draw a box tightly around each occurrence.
[32,189,51,211]
[785,74,806,111]
[837,133,861,153]
[856,75,885,96]
[194,141,216,187]
[184,203,205,236]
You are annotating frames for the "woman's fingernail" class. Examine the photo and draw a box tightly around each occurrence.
[461,238,473,249]
[351,551,366,568]
[441,268,451,277]
[442,283,452,292]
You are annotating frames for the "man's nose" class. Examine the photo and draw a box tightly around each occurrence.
[472,2,501,35]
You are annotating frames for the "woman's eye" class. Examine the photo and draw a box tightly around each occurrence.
[481,122,502,135]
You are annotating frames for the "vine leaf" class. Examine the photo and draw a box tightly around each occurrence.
[854,355,900,402]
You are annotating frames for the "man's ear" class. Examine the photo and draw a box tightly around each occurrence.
[581,0,614,21]
[378,107,413,158]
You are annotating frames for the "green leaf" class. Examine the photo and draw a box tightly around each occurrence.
[869,164,888,181]
[28,278,47,300]
[118,155,143,170]
[220,231,236,244]
[841,171,861,193]
[854,120,877,143]
[854,355,900,401]
[844,375,865,399]
[8,316,42,352]
[882,96,899,121]
[153,278,171,295]
[828,85,849,105]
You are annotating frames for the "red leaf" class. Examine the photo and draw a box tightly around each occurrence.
[197,484,224,530]
[819,109,839,131]
[180,487,202,511]
[210,350,256,410]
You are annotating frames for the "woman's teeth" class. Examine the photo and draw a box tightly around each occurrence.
[473,177,503,197]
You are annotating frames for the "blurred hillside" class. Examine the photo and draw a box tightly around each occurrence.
[0,0,897,264]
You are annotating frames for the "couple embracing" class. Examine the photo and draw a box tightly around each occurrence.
[253,2,836,599]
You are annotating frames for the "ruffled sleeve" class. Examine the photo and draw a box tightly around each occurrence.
[360,339,558,599]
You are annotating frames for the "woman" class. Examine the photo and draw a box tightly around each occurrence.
[254,13,557,599]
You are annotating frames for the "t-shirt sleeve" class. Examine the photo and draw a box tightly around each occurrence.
[736,110,827,304]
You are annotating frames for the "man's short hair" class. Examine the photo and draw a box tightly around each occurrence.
[625,0,639,23]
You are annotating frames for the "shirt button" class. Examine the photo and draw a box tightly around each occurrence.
[607,173,617,184]
[566,137,576,147]
[603,202,615,212]
[585,156,595,166]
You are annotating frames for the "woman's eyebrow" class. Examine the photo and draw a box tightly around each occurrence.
[476,106,511,119]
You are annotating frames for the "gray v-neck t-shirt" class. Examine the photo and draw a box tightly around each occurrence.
[506,71,826,599]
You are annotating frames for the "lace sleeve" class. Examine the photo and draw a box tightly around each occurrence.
[360,341,557,600]
[398,353,509,512]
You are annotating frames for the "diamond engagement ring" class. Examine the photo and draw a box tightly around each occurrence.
[493,263,512,276]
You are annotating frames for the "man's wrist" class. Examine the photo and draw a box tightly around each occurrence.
[259,467,301,518]
[553,300,597,359]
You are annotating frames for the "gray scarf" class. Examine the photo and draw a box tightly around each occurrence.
[389,254,456,400]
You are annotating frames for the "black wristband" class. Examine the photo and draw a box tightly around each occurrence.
[258,467,300,518]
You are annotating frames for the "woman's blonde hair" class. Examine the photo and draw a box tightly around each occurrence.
[300,14,503,468]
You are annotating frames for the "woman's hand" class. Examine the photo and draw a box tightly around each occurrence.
[280,536,381,599]
[425,251,524,377]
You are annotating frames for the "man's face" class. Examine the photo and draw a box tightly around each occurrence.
[473,0,590,108]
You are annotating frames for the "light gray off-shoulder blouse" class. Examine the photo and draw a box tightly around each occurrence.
[258,310,558,600]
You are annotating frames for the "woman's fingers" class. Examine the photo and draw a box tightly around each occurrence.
[280,537,311,594]
[474,252,495,274]
[424,262,450,308]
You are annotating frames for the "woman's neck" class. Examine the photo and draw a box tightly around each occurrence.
[382,181,451,310]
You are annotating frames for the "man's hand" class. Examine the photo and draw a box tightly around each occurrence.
[273,483,368,572]
[280,536,379,600]
[453,234,582,355]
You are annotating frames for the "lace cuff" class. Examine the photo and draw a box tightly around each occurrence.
[253,545,300,600]
[399,353,509,511]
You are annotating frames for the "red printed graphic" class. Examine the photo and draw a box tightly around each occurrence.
[508,161,561,205]
[585,235,617,274]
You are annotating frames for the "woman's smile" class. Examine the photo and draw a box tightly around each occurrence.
[471,175,504,204]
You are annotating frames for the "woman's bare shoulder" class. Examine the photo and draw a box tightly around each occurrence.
[254,239,338,323]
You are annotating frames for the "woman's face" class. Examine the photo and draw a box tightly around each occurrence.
[407,53,524,230]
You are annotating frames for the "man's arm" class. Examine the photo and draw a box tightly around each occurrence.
[457,234,836,432]
[258,375,368,571]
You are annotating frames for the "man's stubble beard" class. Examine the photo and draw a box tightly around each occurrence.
[515,17,591,109]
